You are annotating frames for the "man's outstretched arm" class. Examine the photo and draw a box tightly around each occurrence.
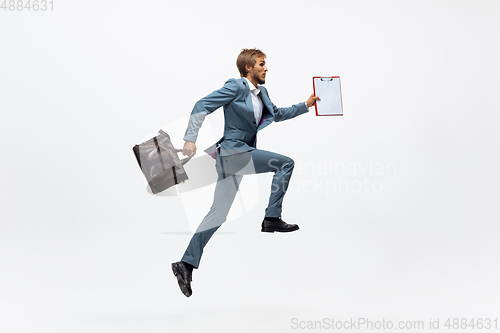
[270,92,320,122]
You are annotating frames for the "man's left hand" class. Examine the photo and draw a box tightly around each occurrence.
[306,93,321,108]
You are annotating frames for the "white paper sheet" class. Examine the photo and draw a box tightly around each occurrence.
[313,77,343,116]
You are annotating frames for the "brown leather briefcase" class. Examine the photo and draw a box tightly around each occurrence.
[133,129,191,194]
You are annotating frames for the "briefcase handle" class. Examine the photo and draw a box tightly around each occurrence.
[155,129,192,165]
[175,148,192,165]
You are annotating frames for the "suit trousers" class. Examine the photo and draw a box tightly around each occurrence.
[181,148,295,268]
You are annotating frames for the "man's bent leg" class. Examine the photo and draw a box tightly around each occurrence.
[181,173,243,268]
[226,149,295,218]
[247,150,294,217]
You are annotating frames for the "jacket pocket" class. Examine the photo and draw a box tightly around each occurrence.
[224,132,246,141]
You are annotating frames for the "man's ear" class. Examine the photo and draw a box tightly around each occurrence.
[244,64,253,76]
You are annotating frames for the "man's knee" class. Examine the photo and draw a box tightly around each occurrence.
[283,157,294,171]
[267,156,293,170]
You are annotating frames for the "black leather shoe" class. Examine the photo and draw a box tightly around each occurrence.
[261,218,299,233]
[171,261,192,297]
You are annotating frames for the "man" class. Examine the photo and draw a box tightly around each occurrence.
[171,48,320,297]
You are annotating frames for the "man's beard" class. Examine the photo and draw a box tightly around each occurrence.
[253,72,265,85]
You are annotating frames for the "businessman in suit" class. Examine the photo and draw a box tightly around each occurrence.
[172,49,319,297]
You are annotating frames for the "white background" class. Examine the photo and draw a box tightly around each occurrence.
[1,0,499,332]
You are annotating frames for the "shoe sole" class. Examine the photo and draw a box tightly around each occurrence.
[171,263,192,297]
[261,225,299,233]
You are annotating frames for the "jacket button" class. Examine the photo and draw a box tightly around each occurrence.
[253,121,256,124]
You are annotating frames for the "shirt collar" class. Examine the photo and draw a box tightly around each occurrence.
[244,77,260,96]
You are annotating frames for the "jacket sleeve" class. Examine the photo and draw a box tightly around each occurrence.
[260,86,309,122]
[183,79,239,143]
[272,101,309,122]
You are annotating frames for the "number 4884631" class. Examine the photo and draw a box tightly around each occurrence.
[1,0,54,11]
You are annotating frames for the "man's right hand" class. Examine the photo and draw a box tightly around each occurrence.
[306,93,321,108]
[183,141,197,157]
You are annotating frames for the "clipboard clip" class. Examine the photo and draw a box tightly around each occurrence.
[320,77,333,81]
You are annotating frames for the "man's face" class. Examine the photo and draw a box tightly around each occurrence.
[248,56,268,85]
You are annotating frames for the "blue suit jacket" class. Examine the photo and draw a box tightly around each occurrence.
[183,77,308,156]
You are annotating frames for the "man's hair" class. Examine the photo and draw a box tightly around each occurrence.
[236,48,266,77]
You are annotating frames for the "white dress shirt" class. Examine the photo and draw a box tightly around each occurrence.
[244,77,264,124]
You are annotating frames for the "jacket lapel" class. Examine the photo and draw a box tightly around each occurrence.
[241,78,253,115]
[241,78,275,131]
[257,87,274,131]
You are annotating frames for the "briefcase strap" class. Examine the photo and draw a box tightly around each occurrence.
[172,164,177,184]
[154,136,179,184]
[153,137,167,172]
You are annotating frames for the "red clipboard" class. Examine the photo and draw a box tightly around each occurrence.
[312,76,343,116]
